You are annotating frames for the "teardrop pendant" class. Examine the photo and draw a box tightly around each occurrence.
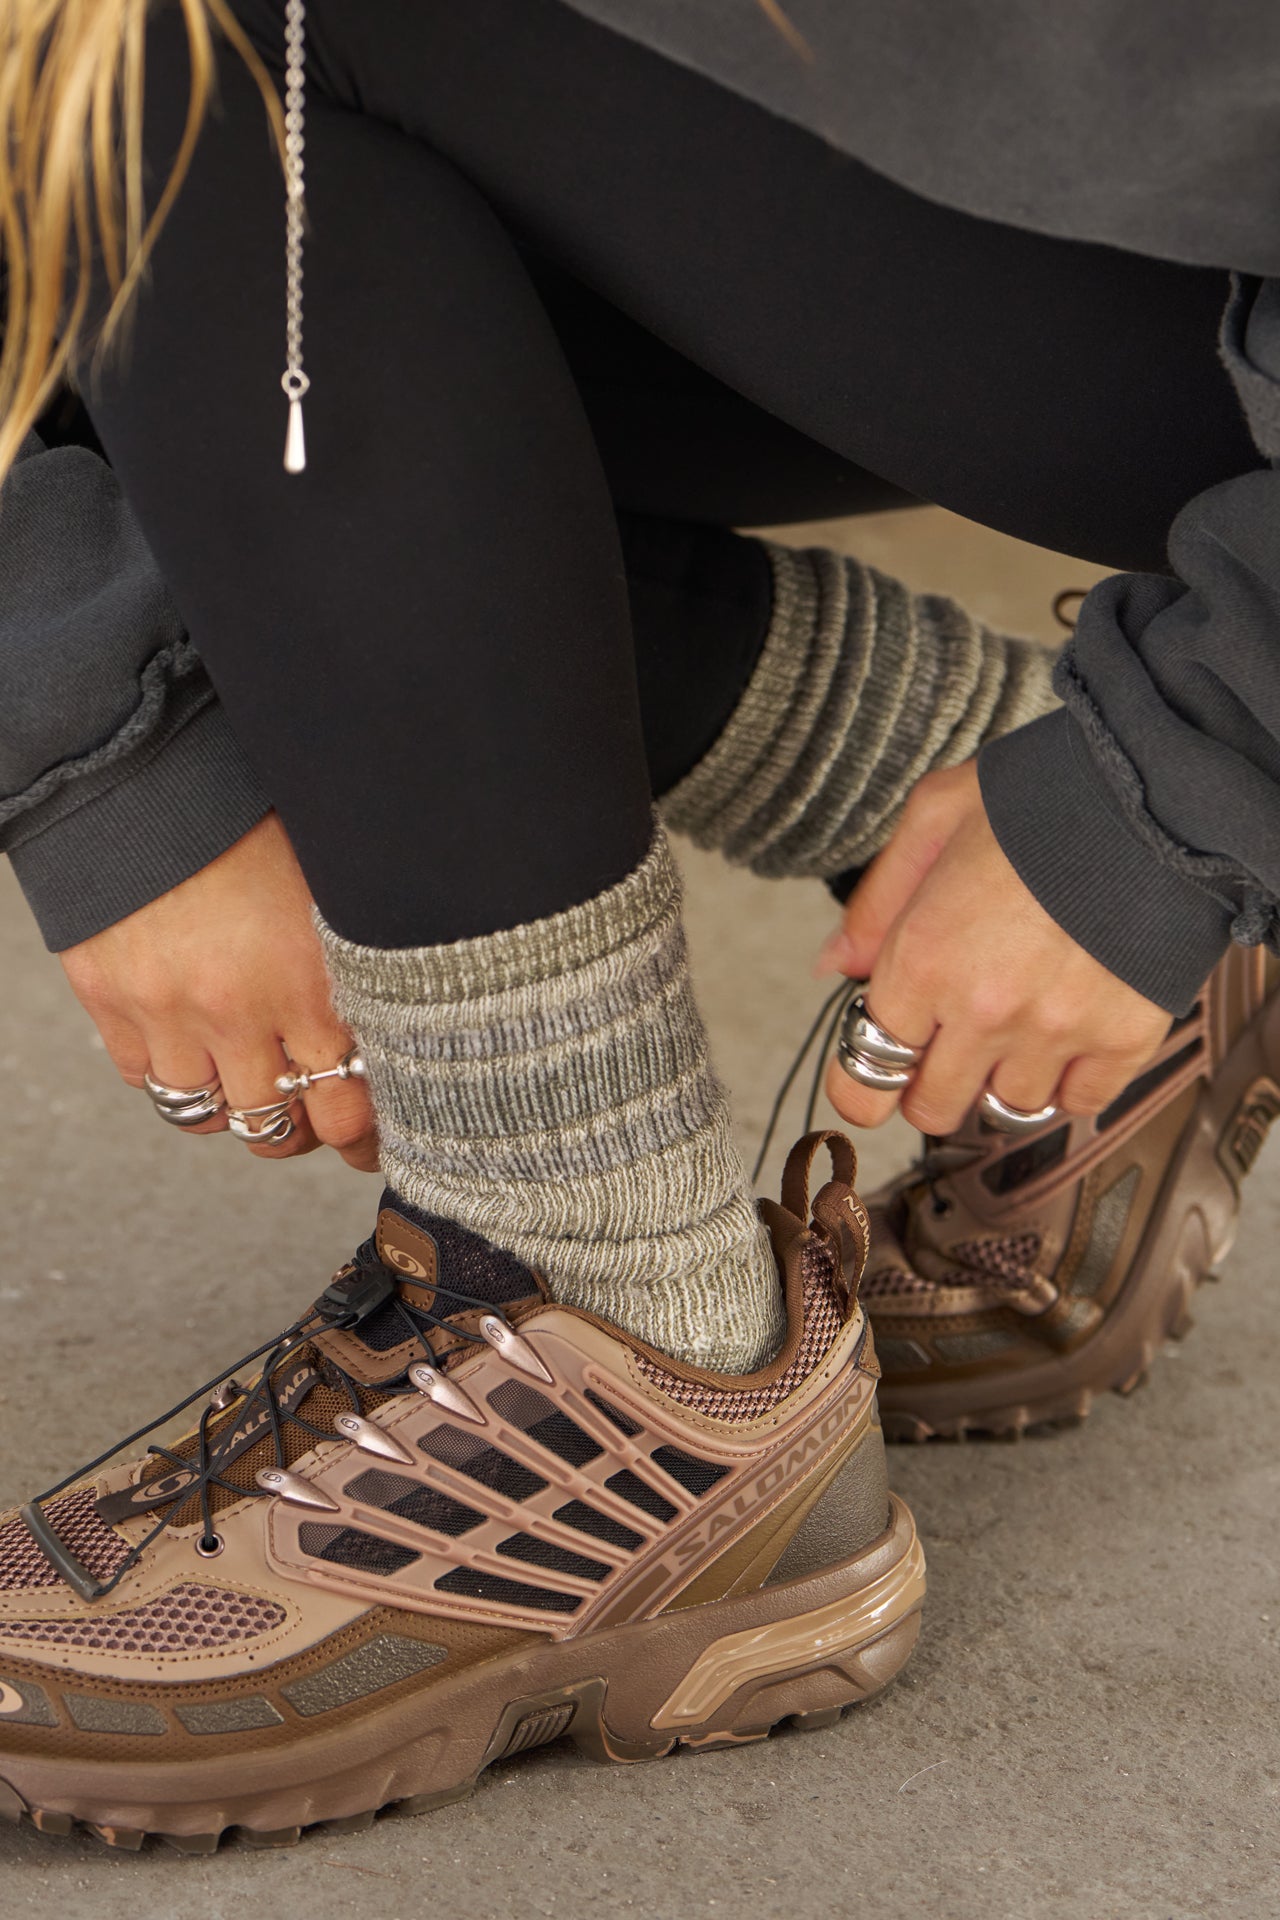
[284,396,306,474]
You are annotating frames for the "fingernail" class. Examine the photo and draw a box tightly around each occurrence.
[814,929,855,978]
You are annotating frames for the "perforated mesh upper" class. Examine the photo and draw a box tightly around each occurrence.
[0,1582,286,1652]
[862,1265,936,1300]
[944,1232,1043,1290]
[0,1489,129,1594]
[634,1241,842,1420]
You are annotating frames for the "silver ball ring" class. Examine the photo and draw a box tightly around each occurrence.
[143,1071,225,1129]
[273,1045,366,1098]
[836,990,925,1094]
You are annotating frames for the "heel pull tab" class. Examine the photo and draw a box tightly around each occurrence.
[780,1130,869,1314]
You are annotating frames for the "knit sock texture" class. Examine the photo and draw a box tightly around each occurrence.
[661,539,1060,878]
[318,825,783,1374]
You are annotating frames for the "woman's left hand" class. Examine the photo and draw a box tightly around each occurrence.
[819,760,1173,1134]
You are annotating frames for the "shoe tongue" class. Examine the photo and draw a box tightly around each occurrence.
[372,1189,542,1311]
[316,1196,542,1383]
[100,1202,543,1532]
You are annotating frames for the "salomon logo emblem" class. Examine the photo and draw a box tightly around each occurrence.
[384,1246,431,1281]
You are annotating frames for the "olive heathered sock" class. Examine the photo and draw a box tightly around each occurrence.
[661,539,1059,877]
[318,823,782,1374]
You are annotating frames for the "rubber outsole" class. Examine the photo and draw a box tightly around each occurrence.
[878,1264,1220,1445]
[0,1683,888,1854]
[0,1503,923,1854]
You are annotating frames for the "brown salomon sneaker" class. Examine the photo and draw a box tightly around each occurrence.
[0,1133,921,1851]
[861,947,1280,1439]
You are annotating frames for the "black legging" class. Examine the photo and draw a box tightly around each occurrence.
[84,0,1260,948]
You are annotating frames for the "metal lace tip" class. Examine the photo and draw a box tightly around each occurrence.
[408,1363,485,1424]
[333,1413,416,1464]
[255,1468,339,1511]
[478,1315,553,1383]
[284,397,306,474]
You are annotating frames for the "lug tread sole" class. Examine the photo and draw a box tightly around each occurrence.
[881,1248,1224,1443]
[2,1613,920,1856]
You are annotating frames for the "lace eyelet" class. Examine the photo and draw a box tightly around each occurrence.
[931,1195,954,1218]
[194,1532,225,1559]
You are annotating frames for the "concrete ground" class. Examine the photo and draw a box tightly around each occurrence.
[1,509,1277,1920]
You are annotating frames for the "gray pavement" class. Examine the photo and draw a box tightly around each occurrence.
[1,510,1276,1919]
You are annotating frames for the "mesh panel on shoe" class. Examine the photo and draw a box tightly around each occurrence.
[418,1425,548,1500]
[945,1232,1043,1290]
[0,1582,285,1653]
[486,1382,604,1466]
[584,1390,641,1437]
[342,1467,485,1538]
[982,1125,1070,1195]
[495,1532,611,1580]
[433,1566,582,1613]
[374,1204,538,1308]
[552,1500,643,1552]
[634,1241,842,1420]
[298,1523,421,1576]
[650,1446,728,1497]
[0,1490,129,1593]
[862,1265,936,1300]
[604,1470,677,1522]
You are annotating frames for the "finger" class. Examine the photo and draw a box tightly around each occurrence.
[985,1050,1071,1120]
[1057,1049,1152,1120]
[902,1029,1007,1137]
[823,1053,902,1130]
[216,1042,320,1159]
[282,1025,380,1170]
[144,1031,228,1136]
[823,952,937,1128]
[90,1007,152,1090]
[817,839,926,980]
[819,787,959,980]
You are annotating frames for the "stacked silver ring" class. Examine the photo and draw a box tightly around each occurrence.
[143,1046,366,1144]
[836,993,921,1092]
[835,985,1059,1135]
[143,1072,224,1129]
[226,1048,366,1143]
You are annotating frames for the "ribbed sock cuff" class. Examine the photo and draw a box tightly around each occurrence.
[318,821,783,1373]
[662,540,1060,880]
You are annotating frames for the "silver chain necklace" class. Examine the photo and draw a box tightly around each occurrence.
[281,0,309,472]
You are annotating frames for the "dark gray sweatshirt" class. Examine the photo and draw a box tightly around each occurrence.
[3,1,1280,1012]
[0,435,268,948]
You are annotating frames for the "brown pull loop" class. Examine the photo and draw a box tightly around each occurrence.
[780,1131,867,1314]
[780,1129,859,1222]
[811,1180,871,1311]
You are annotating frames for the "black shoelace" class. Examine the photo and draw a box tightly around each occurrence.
[753,976,975,1220]
[21,1254,508,1603]
[752,976,858,1182]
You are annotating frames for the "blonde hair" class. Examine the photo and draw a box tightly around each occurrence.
[0,0,278,487]
[0,4,802,495]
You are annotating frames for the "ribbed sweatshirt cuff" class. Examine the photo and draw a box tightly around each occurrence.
[979,708,1232,1015]
[8,698,271,951]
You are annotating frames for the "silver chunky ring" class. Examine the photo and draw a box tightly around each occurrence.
[836,989,924,1094]
[978,1090,1060,1135]
[143,1071,225,1129]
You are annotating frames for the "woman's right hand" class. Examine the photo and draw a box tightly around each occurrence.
[58,811,379,1169]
